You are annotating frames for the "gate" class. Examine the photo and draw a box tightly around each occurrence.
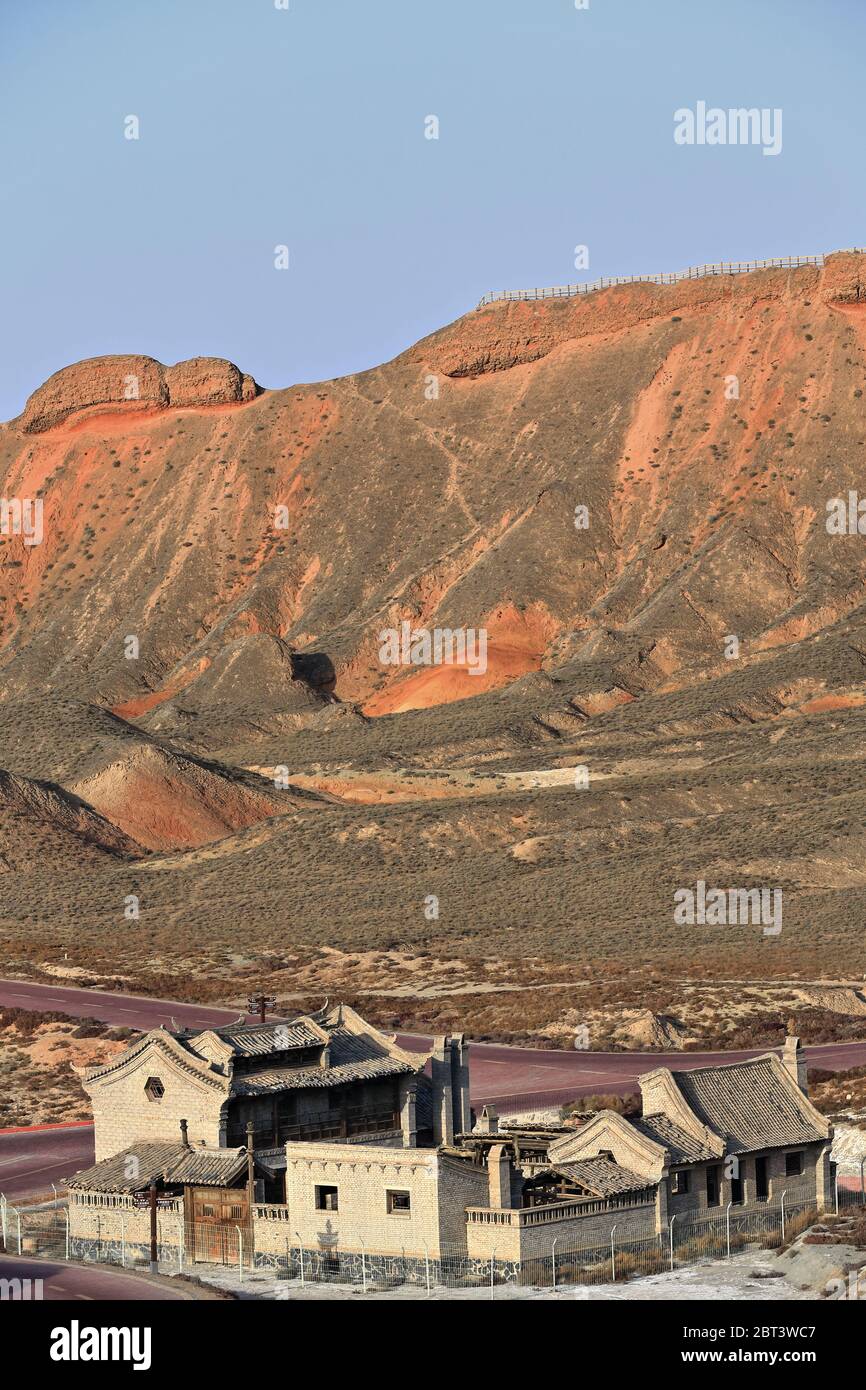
[186,1187,249,1263]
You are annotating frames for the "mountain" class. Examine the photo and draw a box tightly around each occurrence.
[0,768,140,871]
[2,253,866,1012]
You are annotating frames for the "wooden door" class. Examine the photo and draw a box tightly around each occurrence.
[186,1187,249,1263]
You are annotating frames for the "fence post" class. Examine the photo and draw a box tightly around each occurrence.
[780,1191,787,1246]
[610,1224,617,1283]
[235,1225,243,1282]
[7,1206,22,1256]
[147,1186,156,1274]
[551,1237,558,1291]
[860,1157,866,1204]
[424,1244,431,1297]
[295,1231,305,1286]
[63,1208,70,1262]
[120,1212,126,1267]
[490,1248,496,1301]
[668,1215,676,1272]
[360,1236,367,1294]
[726,1201,732,1259]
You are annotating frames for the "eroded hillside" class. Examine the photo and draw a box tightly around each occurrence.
[2,253,866,1025]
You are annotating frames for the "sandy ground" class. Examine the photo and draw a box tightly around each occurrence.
[189,1249,825,1302]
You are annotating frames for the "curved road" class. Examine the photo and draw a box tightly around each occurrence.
[3,976,866,1111]
[0,1123,95,1202]
[2,975,866,1203]
[0,1254,203,1300]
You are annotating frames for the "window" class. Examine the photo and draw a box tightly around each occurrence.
[730,1173,743,1206]
[671,1170,690,1195]
[706,1165,721,1207]
[386,1190,411,1215]
[315,1185,339,1212]
[144,1076,164,1102]
[785,1151,804,1177]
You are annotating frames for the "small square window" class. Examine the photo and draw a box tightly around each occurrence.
[672,1170,690,1195]
[315,1185,339,1211]
[386,1189,411,1215]
[144,1076,164,1102]
[785,1151,804,1177]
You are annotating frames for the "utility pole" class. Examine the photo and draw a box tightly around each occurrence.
[149,1181,158,1275]
[247,1112,257,1267]
[247,992,277,1023]
[246,1119,256,1246]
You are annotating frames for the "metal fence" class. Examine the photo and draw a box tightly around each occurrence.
[4,1175,862,1296]
[476,249,866,308]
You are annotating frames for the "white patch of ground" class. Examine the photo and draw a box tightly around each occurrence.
[187,1249,821,1301]
[832,1123,866,1165]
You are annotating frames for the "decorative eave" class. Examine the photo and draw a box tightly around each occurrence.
[323,1001,432,1071]
[82,1027,231,1095]
[548,1109,669,1180]
[184,1030,237,1070]
[638,1067,726,1158]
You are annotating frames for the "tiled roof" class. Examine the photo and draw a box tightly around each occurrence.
[671,1058,825,1154]
[229,1013,420,1094]
[85,1003,427,1104]
[69,1143,247,1192]
[328,1024,398,1068]
[214,1021,324,1056]
[232,1055,414,1096]
[552,1156,653,1197]
[632,1114,718,1164]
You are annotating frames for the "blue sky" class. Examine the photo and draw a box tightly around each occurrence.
[1,0,864,419]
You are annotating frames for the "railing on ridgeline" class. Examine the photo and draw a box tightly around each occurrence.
[476,249,866,309]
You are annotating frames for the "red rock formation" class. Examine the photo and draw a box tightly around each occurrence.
[3,249,866,735]
[412,251,866,378]
[18,355,260,433]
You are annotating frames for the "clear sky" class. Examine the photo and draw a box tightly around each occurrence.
[1,0,864,420]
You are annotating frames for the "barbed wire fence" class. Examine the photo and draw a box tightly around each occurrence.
[476,249,866,309]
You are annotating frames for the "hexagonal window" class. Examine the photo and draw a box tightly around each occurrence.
[144,1076,165,1102]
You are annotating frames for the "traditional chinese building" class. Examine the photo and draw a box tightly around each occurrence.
[68,1020,833,1280]
[80,1002,464,1162]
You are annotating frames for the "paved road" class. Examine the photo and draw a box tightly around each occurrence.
[0,978,256,1033]
[414,1037,866,1108]
[3,975,865,1207]
[0,1254,196,1300]
[0,1124,95,1202]
[3,976,866,1112]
